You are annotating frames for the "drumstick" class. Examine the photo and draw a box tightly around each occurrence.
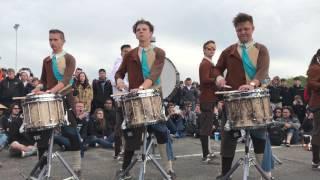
[215,90,240,95]
[223,85,232,89]
[57,84,72,94]
[12,96,26,100]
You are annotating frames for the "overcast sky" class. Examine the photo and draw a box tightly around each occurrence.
[0,0,319,82]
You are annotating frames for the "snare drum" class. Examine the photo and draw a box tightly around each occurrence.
[223,89,272,130]
[119,89,165,128]
[22,93,65,131]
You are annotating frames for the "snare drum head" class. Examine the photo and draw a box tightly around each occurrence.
[160,58,180,100]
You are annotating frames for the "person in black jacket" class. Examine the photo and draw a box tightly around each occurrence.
[268,76,282,109]
[280,78,293,106]
[181,78,198,110]
[19,70,34,95]
[2,103,36,157]
[289,77,305,103]
[0,68,24,107]
[84,108,113,149]
[91,69,113,112]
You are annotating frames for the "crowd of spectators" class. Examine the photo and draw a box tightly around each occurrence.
[0,65,313,165]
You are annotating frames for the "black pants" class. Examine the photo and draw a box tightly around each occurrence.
[312,144,320,164]
[122,123,168,170]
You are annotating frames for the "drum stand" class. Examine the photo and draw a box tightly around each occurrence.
[222,129,271,180]
[118,128,171,180]
[28,130,79,180]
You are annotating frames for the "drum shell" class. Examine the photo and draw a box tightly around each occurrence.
[22,94,65,131]
[224,89,272,129]
[120,90,166,128]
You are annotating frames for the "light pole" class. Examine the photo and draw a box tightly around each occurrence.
[13,24,20,72]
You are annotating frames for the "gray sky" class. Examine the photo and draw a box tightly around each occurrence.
[0,0,319,82]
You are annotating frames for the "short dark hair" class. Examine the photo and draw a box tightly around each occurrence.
[132,19,154,33]
[203,40,215,50]
[185,77,192,81]
[233,13,253,27]
[98,68,106,73]
[76,67,82,71]
[121,44,131,51]
[49,29,65,41]
[10,102,21,112]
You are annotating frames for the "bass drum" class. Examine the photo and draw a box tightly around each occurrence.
[160,58,180,100]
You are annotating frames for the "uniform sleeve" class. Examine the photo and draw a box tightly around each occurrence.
[307,65,320,91]
[115,54,129,82]
[199,62,215,84]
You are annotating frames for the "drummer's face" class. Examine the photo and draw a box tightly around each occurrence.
[204,43,216,58]
[49,33,64,53]
[135,24,152,43]
[235,21,254,44]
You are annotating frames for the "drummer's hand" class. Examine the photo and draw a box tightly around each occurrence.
[116,79,126,91]
[216,76,226,88]
[238,84,254,91]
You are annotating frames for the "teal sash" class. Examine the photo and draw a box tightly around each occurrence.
[241,44,256,80]
[141,48,160,85]
[52,55,73,84]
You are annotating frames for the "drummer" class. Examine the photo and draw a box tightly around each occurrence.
[115,19,176,179]
[31,29,82,177]
[215,13,272,179]
[198,40,219,163]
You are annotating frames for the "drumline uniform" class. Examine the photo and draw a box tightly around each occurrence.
[115,46,175,175]
[307,59,320,168]
[215,41,270,176]
[198,57,219,160]
[29,51,81,171]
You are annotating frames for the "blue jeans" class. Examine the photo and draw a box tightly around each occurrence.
[0,133,8,148]
[54,126,82,155]
[83,135,114,149]
[166,130,175,161]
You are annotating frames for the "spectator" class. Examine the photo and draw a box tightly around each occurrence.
[19,70,33,95]
[54,102,88,156]
[0,104,8,150]
[268,76,282,109]
[183,102,198,137]
[92,69,113,112]
[31,77,41,89]
[268,107,284,146]
[279,106,301,147]
[74,72,93,113]
[84,108,113,149]
[181,78,198,110]
[103,98,116,137]
[301,110,313,135]
[289,77,305,103]
[2,103,36,157]
[0,68,24,107]
[73,67,83,84]
[292,95,306,124]
[109,44,131,93]
[280,78,293,106]
[166,103,184,138]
